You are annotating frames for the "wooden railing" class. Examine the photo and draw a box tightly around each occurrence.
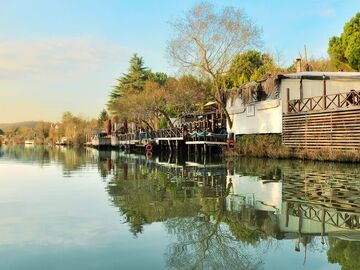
[118,128,184,142]
[288,91,360,113]
[151,127,183,139]
[118,133,137,141]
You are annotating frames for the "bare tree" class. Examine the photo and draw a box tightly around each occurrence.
[167,2,261,128]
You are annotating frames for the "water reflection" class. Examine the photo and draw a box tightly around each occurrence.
[1,146,360,270]
[96,151,359,269]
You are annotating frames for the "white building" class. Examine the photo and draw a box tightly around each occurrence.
[226,71,360,138]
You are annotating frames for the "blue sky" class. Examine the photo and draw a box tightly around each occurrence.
[1,0,360,122]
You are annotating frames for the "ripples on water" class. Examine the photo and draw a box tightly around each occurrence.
[0,145,359,270]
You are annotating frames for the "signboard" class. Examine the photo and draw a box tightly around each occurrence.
[246,104,255,117]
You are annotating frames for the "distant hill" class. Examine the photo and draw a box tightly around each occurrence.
[0,121,40,130]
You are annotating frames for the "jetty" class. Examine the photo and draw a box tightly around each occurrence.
[88,104,230,156]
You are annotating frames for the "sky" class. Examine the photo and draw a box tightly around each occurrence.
[0,0,360,123]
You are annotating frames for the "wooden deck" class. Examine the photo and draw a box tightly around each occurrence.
[185,141,227,145]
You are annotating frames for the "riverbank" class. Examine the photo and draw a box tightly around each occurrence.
[226,134,360,162]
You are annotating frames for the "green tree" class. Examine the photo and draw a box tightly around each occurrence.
[107,86,123,114]
[328,12,360,70]
[226,50,275,87]
[327,238,360,270]
[119,53,149,94]
[97,109,109,128]
[149,71,168,85]
[108,54,149,113]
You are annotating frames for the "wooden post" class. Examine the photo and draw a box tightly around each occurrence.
[323,75,327,110]
[285,202,289,227]
[203,146,207,165]
[211,113,215,132]
[208,145,212,162]
[286,88,290,113]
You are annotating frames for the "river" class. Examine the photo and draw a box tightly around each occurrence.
[0,145,359,270]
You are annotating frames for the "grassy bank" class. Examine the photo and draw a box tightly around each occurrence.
[226,134,360,162]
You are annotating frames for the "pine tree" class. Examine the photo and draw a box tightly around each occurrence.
[120,54,149,93]
[97,109,109,127]
[107,54,149,112]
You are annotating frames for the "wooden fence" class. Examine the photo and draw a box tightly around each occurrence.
[283,108,360,149]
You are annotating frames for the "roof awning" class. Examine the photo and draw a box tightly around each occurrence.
[281,71,360,80]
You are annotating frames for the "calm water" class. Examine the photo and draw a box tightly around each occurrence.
[0,146,359,270]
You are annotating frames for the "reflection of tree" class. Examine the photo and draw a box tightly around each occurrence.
[107,162,202,236]
[327,237,360,270]
[165,198,264,270]
[106,157,270,268]
[0,145,93,175]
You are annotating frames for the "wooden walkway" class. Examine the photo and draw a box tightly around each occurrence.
[116,127,227,148]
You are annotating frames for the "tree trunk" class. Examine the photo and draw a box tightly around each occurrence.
[142,119,154,131]
[212,82,233,129]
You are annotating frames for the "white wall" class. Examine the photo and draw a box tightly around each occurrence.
[226,98,282,135]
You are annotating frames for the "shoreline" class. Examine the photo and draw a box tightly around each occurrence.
[225,134,360,163]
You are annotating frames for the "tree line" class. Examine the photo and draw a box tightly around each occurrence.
[2,112,98,145]
[105,2,360,131]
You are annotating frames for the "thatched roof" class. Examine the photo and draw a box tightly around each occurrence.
[228,75,281,105]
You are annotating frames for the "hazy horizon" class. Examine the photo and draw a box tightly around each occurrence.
[1,0,360,123]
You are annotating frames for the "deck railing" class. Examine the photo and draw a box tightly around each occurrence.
[288,91,360,113]
[151,127,183,139]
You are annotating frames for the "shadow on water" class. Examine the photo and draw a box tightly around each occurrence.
[1,146,360,269]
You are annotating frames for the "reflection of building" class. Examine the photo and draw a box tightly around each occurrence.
[225,166,360,243]
[226,175,282,213]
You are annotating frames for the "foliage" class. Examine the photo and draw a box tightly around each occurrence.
[107,54,149,113]
[97,109,109,128]
[328,12,360,70]
[167,2,261,128]
[120,54,149,93]
[231,134,290,159]
[327,238,360,270]
[305,57,337,72]
[226,50,275,87]
[149,71,168,85]
[165,75,210,116]
[227,134,360,162]
[110,65,209,130]
[54,112,97,145]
